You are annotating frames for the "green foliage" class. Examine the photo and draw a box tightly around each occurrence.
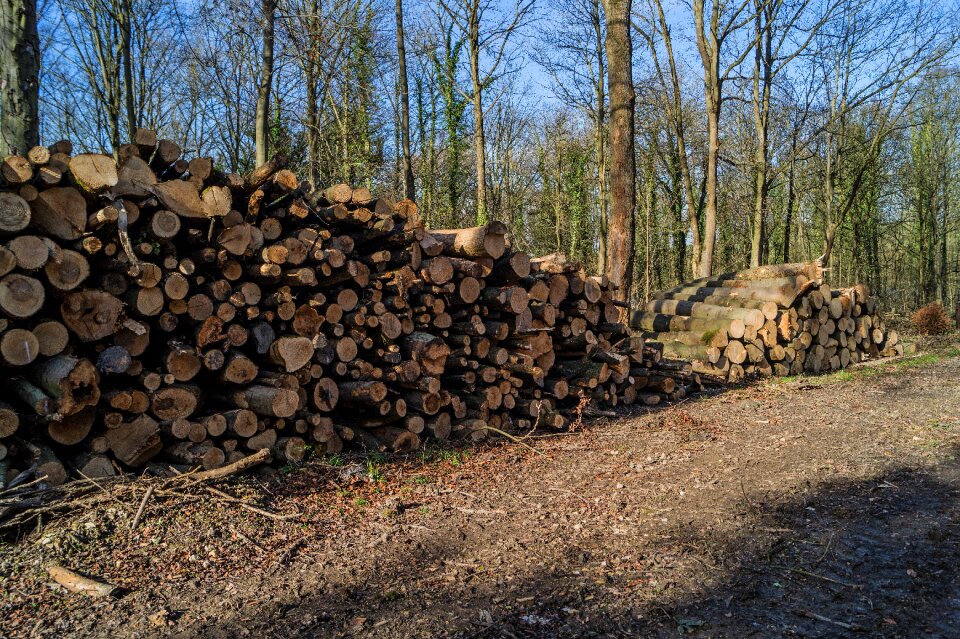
[429,26,469,228]
[366,454,385,483]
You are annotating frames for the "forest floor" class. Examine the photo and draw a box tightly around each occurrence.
[3,339,960,638]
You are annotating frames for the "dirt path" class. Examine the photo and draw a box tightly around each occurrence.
[3,354,960,638]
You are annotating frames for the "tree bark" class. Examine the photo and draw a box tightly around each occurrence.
[602,0,635,301]
[0,0,39,155]
[255,0,277,167]
[396,0,415,201]
[120,0,136,140]
[693,0,723,277]
[469,15,489,225]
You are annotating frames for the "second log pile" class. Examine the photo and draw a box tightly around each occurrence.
[0,132,687,487]
[631,260,902,383]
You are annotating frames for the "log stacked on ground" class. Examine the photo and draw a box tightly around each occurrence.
[0,133,685,488]
[632,261,901,383]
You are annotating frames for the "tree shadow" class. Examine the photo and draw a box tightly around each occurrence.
[167,442,960,639]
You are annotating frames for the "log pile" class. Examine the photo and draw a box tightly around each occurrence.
[632,260,902,383]
[0,132,685,488]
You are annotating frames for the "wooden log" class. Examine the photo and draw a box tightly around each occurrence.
[0,328,39,366]
[44,249,90,291]
[106,415,162,466]
[641,329,728,350]
[643,299,766,328]
[273,436,307,462]
[30,356,99,416]
[74,452,116,478]
[61,290,123,342]
[371,427,420,452]
[69,153,118,194]
[0,246,14,276]
[0,273,44,318]
[481,286,529,314]
[231,385,299,418]
[224,409,258,438]
[420,256,454,284]
[0,402,18,438]
[429,222,508,259]
[150,385,200,421]
[402,332,450,376]
[0,192,31,233]
[48,407,95,445]
[164,440,226,470]
[269,335,314,372]
[46,565,118,598]
[653,280,806,308]
[2,155,33,184]
[152,180,204,218]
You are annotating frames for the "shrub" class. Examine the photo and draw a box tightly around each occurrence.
[910,302,952,335]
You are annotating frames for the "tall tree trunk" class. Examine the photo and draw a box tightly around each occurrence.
[782,145,796,262]
[255,0,277,167]
[396,0,415,201]
[120,0,136,139]
[701,102,719,277]
[593,0,608,276]
[643,151,654,302]
[693,0,721,278]
[305,60,319,188]
[941,176,949,304]
[468,25,488,225]
[749,6,772,269]
[1,0,39,154]
[602,0,635,302]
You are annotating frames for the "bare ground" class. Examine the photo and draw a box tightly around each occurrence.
[3,349,960,638]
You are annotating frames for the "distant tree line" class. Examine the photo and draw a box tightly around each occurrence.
[2,0,959,310]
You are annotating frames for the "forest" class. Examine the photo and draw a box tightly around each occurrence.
[6,0,960,311]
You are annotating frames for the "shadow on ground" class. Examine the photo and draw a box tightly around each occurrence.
[169,441,960,639]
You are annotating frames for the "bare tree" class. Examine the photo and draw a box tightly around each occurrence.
[637,0,706,276]
[53,0,129,152]
[815,0,956,263]
[602,0,635,299]
[0,0,40,153]
[254,0,276,166]
[438,0,534,224]
[691,0,761,276]
[280,0,355,187]
[396,0,415,200]
[747,0,837,267]
[536,0,608,274]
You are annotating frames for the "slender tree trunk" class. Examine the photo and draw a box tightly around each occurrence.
[941,177,949,304]
[782,144,796,262]
[749,8,772,268]
[644,152,654,302]
[602,0,635,302]
[693,0,720,277]
[701,102,719,277]
[120,0,136,139]
[255,0,277,167]
[0,0,39,154]
[396,0,415,201]
[468,24,489,225]
[593,0,608,276]
[305,60,319,188]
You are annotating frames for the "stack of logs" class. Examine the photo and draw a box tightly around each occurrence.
[632,260,901,383]
[0,132,688,488]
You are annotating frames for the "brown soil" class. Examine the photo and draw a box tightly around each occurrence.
[3,351,960,638]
